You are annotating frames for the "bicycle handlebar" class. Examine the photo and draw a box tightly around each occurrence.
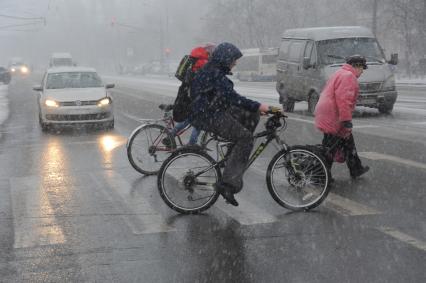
[266,106,287,118]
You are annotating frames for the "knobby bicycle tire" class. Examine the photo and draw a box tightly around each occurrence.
[157,146,221,214]
[127,123,176,175]
[266,146,330,211]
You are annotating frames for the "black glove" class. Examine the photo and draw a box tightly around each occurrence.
[342,121,353,129]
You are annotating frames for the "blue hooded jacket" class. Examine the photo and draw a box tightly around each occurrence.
[188,42,260,129]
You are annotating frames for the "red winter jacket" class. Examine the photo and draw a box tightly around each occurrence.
[190,47,209,72]
[314,64,359,137]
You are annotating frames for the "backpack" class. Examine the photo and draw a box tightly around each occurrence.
[175,55,196,83]
[172,55,199,122]
[172,83,191,122]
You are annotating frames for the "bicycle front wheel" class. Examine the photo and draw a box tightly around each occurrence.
[127,124,176,175]
[266,146,330,211]
[157,147,220,214]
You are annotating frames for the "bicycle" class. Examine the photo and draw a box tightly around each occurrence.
[127,103,207,175]
[157,108,331,214]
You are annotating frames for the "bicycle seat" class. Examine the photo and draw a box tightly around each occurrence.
[159,104,174,111]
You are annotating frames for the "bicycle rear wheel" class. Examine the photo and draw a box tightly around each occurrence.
[157,147,220,214]
[266,146,330,211]
[127,124,176,175]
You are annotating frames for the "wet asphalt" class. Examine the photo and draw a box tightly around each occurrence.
[0,75,425,282]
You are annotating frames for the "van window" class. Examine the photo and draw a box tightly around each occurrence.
[279,40,290,60]
[304,41,317,66]
[317,37,385,65]
[288,40,305,63]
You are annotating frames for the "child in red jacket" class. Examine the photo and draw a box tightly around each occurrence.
[164,44,215,146]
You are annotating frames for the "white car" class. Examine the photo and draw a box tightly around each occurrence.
[33,67,114,131]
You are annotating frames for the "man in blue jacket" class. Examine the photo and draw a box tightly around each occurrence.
[189,42,270,206]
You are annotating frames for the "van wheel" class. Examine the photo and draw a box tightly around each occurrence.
[308,92,319,115]
[378,103,393,114]
[282,99,295,112]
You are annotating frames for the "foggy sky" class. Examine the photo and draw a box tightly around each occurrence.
[0,0,209,71]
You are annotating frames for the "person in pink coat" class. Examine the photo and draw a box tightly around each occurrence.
[314,55,370,179]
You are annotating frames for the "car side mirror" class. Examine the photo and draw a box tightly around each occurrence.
[388,53,398,65]
[33,85,43,91]
[105,83,115,89]
[303,57,312,69]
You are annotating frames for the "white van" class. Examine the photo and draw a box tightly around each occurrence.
[49,53,73,67]
[276,26,398,114]
[234,47,278,81]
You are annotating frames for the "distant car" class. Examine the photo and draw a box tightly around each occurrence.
[8,58,30,76]
[33,66,115,131]
[49,52,74,67]
[0,67,11,84]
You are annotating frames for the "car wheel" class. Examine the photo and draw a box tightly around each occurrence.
[105,120,114,130]
[308,92,319,115]
[378,103,393,114]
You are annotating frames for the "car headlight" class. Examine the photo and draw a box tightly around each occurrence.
[45,99,59,107]
[97,97,111,107]
[21,66,29,74]
[11,68,16,72]
[382,75,396,91]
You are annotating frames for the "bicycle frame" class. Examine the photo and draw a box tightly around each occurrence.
[193,126,288,179]
[127,110,193,149]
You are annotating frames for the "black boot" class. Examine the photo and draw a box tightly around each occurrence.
[214,182,239,206]
[351,166,370,179]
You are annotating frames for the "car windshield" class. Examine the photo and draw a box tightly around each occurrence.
[46,72,103,89]
[317,37,385,65]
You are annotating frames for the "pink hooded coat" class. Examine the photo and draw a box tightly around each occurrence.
[314,64,360,137]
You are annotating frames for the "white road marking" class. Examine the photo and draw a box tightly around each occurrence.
[286,116,378,129]
[249,165,380,216]
[121,112,147,122]
[90,172,175,235]
[377,227,426,252]
[216,199,278,226]
[324,193,380,216]
[353,125,380,129]
[409,121,426,125]
[287,116,314,124]
[359,152,426,170]
[10,176,66,249]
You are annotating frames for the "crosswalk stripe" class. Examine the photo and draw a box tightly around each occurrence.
[10,176,66,249]
[90,172,176,235]
[215,198,278,226]
[377,226,426,252]
[249,164,380,216]
[324,193,380,216]
[359,152,426,170]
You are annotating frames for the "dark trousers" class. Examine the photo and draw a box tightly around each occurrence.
[322,133,364,177]
[207,106,260,193]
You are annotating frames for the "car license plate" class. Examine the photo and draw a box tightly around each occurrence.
[360,98,376,104]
